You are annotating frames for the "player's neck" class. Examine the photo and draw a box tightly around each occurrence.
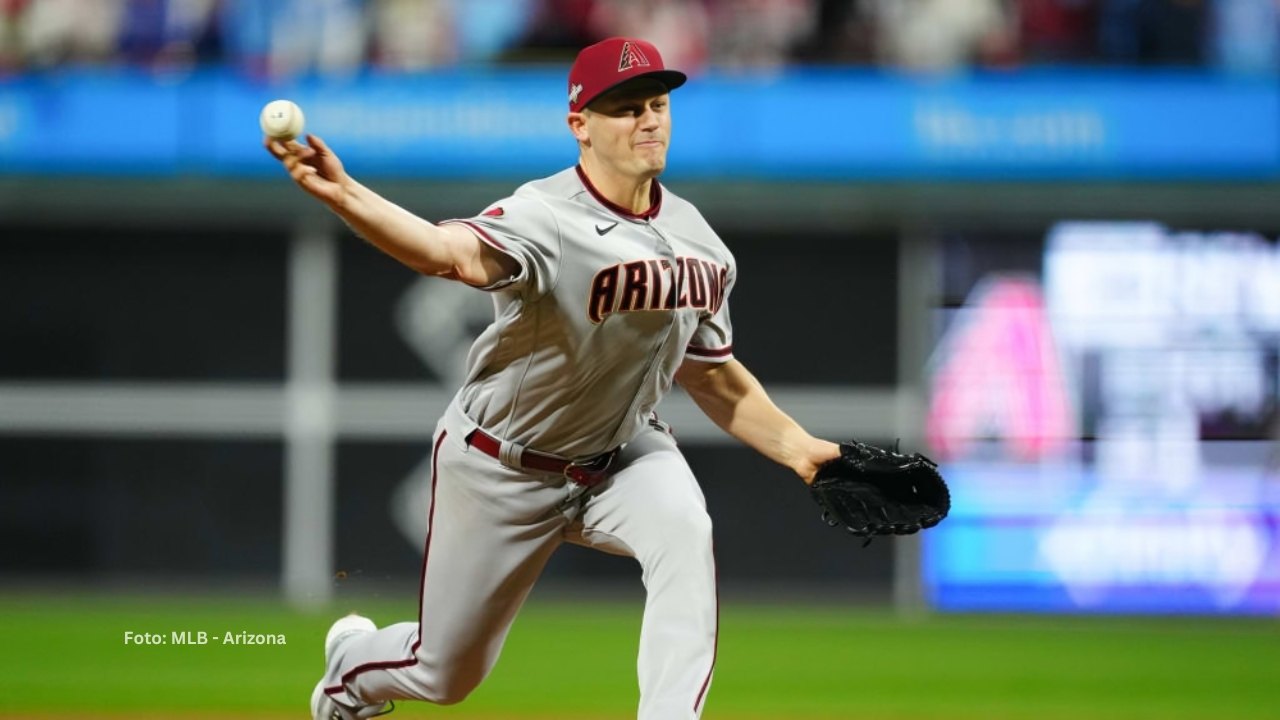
[578,157,654,216]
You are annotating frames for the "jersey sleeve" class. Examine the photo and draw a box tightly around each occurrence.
[685,262,735,364]
[439,194,562,298]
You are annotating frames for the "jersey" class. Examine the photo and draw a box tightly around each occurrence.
[439,165,736,459]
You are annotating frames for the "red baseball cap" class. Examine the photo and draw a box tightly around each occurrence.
[568,37,687,112]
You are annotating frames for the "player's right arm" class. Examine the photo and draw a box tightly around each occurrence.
[265,134,518,287]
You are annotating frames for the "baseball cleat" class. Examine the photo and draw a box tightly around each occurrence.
[310,614,395,719]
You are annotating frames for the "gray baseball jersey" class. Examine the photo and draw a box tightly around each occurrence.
[318,165,729,720]
[440,165,736,458]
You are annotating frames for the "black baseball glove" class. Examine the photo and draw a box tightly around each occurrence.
[810,440,950,546]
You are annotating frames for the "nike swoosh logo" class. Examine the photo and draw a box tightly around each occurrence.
[595,222,619,236]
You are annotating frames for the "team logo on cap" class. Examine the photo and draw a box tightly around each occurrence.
[618,41,650,72]
[569,82,583,105]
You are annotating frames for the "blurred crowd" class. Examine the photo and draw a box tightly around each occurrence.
[0,0,1276,76]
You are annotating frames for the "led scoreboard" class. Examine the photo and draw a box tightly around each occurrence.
[923,222,1280,614]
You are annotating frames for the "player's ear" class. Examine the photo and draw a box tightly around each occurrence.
[567,111,590,145]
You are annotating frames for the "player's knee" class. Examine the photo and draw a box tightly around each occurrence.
[398,654,485,705]
[422,663,486,705]
[418,676,480,706]
[430,684,475,706]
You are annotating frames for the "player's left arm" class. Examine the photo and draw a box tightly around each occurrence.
[675,358,840,484]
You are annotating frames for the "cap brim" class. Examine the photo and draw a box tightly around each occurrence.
[583,70,688,109]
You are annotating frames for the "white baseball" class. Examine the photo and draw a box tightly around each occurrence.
[259,99,305,141]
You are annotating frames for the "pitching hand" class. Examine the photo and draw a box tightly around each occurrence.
[265,133,349,208]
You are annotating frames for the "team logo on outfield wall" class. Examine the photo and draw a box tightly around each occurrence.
[926,276,1075,461]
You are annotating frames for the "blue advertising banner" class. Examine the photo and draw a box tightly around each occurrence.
[0,69,1276,180]
[924,462,1280,614]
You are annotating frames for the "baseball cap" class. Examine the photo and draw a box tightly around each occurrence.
[568,37,687,113]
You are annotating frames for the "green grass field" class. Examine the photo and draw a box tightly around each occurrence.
[1,594,1276,719]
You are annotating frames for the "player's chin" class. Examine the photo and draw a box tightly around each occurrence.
[637,151,667,175]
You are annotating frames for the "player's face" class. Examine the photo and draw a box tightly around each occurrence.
[578,82,672,179]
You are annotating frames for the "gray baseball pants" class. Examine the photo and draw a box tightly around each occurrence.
[320,400,719,719]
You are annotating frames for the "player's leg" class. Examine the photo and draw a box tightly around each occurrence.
[318,422,569,709]
[570,426,718,720]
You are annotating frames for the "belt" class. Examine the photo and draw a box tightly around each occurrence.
[465,429,618,487]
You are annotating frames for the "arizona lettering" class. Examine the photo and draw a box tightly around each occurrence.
[588,256,728,324]
[223,631,287,645]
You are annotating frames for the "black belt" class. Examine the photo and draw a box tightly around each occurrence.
[465,429,618,487]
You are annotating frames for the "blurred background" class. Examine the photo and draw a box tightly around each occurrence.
[2,0,1279,717]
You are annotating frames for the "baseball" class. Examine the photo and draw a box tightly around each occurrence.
[259,99,305,141]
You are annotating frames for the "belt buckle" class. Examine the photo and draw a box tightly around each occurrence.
[563,451,614,487]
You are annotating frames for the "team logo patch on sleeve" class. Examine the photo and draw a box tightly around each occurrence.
[618,41,650,72]
[483,206,504,218]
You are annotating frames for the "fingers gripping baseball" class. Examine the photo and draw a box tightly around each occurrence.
[265,133,348,206]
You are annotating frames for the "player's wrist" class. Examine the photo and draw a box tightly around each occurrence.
[324,175,357,212]
[777,429,817,476]
[793,436,840,481]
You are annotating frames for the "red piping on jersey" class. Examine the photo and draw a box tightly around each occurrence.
[442,219,508,251]
[686,344,733,359]
[575,164,662,221]
[324,430,447,699]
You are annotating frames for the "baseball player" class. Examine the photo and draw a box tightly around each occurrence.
[266,37,841,720]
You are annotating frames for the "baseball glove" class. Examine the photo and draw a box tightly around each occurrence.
[810,440,950,546]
